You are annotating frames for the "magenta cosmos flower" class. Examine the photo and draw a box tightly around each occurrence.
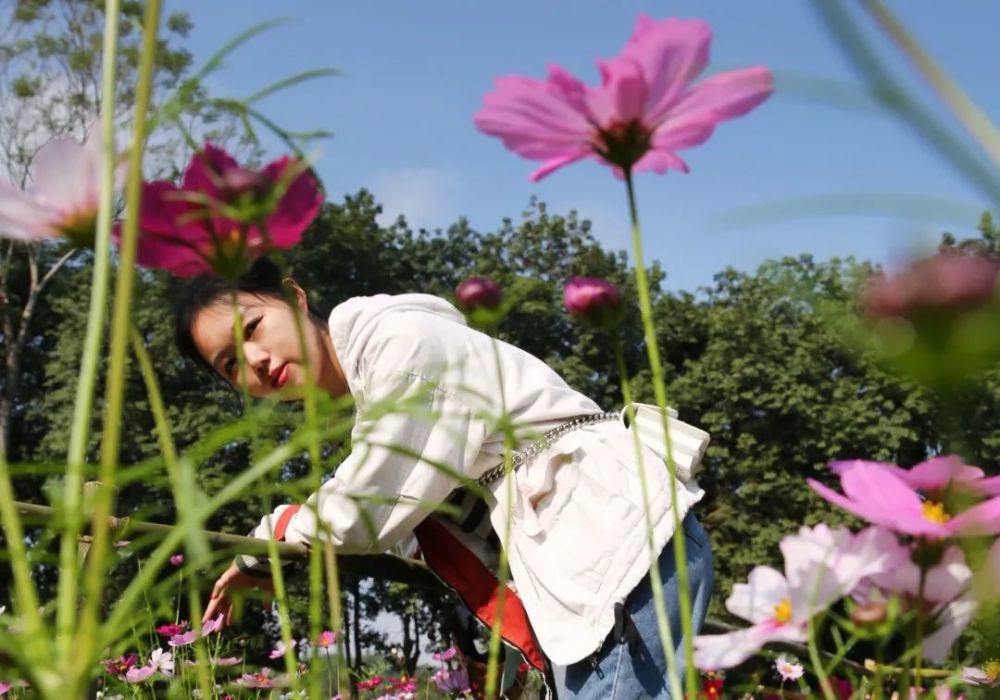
[0,130,118,246]
[474,15,772,181]
[810,461,1000,538]
[128,144,322,278]
[564,277,624,330]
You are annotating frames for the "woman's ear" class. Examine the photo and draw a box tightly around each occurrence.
[282,277,309,312]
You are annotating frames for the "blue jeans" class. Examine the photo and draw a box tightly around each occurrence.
[553,512,714,699]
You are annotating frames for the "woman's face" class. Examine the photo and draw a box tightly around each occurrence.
[189,286,326,400]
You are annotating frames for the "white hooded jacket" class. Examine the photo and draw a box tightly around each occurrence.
[242,293,705,665]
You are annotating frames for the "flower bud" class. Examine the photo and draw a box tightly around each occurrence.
[849,600,887,625]
[864,253,999,319]
[563,276,624,330]
[455,276,502,313]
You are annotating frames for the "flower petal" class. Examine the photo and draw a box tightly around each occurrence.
[949,494,1000,537]
[182,144,239,198]
[620,16,712,118]
[30,135,99,214]
[0,183,59,240]
[923,596,978,662]
[474,74,593,162]
[660,66,773,131]
[261,158,322,247]
[725,565,789,624]
[694,623,804,671]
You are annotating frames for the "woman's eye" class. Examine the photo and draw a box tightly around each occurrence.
[246,317,261,338]
[224,358,236,377]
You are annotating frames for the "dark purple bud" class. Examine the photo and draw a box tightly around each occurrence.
[563,276,624,330]
[455,276,502,313]
[864,253,999,319]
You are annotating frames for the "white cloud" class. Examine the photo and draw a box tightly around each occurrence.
[371,167,460,231]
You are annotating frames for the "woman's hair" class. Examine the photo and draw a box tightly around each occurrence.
[173,257,321,377]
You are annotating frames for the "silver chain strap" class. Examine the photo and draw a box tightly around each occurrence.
[476,411,621,487]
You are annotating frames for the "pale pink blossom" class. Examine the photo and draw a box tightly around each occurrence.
[475,15,772,180]
[0,130,118,245]
[269,638,297,659]
[962,660,1000,687]
[694,525,896,669]
[236,667,286,689]
[432,646,458,662]
[864,252,999,318]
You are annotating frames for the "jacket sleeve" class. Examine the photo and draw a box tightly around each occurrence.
[235,315,490,574]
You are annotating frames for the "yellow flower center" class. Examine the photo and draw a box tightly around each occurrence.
[773,597,793,624]
[984,660,1000,681]
[922,501,951,524]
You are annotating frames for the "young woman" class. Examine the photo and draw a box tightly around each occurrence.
[177,258,714,699]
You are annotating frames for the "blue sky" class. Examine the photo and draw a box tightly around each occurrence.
[167,1,1000,292]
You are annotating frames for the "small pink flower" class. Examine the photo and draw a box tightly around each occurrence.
[563,277,624,330]
[155,622,188,637]
[809,461,1000,539]
[864,252,998,318]
[269,638,297,659]
[129,144,322,278]
[169,553,184,566]
[0,129,119,246]
[103,653,139,677]
[475,15,772,180]
[430,666,471,694]
[0,682,10,696]
[236,667,285,689]
[167,630,197,647]
[200,613,224,637]
[774,654,803,682]
[212,656,242,667]
[315,630,337,647]
[356,675,384,690]
[124,666,155,683]
[432,646,458,662]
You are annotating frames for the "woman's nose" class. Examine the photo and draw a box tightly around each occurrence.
[242,342,269,376]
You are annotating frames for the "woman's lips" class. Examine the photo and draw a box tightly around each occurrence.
[271,363,289,389]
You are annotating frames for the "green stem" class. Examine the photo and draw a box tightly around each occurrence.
[0,453,48,679]
[56,0,121,665]
[77,0,161,686]
[612,342,683,699]
[807,615,836,699]
[484,336,515,700]
[623,170,697,698]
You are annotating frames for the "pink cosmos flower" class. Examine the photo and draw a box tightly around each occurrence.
[200,613,224,636]
[564,277,624,330]
[103,654,139,677]
[830,456,1000,499]
[155,621,188,637]
[168,613,222,647]
[0,683,8,696]
[0,130,118,246]
[431,646,458,662]
[693,525,896,669]
[962,661,1000,687]
[236,667,285,689]
[269,638,297,659]
[169,553,184,566]
[316,630,336,647]
[356,675,384,690]
[430,666,471,694]
[129,144,322,278]
[125,648,174,683]
[475,15,772,181]
[810,461,1000,539]
[864,253,999,319]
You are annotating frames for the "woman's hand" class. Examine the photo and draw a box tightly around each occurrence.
[202,561,275,629]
